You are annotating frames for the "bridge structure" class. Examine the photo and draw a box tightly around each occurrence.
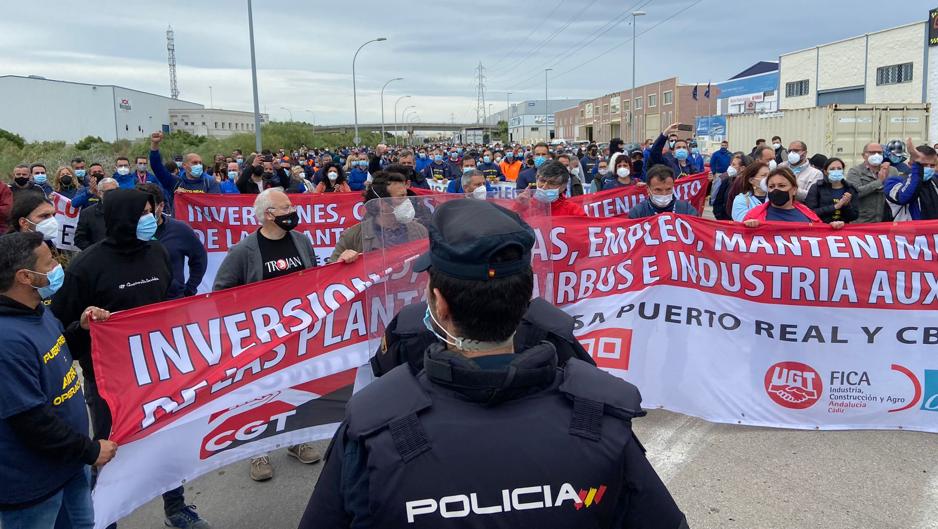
[311,122,498,134]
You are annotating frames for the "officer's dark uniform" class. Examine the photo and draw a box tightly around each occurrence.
[299,199,688,529]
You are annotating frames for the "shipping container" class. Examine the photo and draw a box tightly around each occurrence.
[726,104,929,169]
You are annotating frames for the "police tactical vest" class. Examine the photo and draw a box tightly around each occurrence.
[347,346,645,528]
[370,298,594,377]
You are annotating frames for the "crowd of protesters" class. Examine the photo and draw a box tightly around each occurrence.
[2,120,937,529]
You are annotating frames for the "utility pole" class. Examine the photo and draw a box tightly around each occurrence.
[246,0,262,152]
[475,62,487,125]
[166,26,179,99]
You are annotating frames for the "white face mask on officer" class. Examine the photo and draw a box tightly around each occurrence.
[393,199,415,224]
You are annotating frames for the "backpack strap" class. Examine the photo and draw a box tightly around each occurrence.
[559,359,646,442]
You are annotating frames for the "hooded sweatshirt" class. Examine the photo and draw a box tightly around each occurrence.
[51,189,171,381]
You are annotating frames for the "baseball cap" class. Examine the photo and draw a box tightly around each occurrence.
[413,199,535,280]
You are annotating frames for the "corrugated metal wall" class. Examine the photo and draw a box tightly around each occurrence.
[727,104,929,168]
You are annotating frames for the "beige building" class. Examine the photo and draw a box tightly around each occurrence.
[779,21,926,110]
[169,108,268,138]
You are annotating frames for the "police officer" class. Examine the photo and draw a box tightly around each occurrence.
[299,199,688,529]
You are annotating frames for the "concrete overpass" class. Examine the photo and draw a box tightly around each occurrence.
[311,123,498,134]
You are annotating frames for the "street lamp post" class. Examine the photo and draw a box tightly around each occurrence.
[304,109,315,126]
[352,37,387,146]
[544,68,553,142]
[399,104,416,143]
[405,112,419,146]
[631,10,646,143]
[380,77,403,142]
[246,0,262,152]
[393,95,411,147]
[280,107,293,121]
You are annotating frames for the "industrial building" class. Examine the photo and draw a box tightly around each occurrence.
[486,99,583,143]
[0,75,262,143]
[553,78,719,144]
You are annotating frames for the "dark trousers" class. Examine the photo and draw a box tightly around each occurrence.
[84,377,186,519]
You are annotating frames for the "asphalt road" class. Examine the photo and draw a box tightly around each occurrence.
[119,408,938,529]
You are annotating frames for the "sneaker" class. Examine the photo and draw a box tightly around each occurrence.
[165,505,211,529]
[250,456,273,481]
[287,443,322,464]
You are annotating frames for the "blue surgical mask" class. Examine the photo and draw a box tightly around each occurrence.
[889,154,905,164]
[189,164,204,177]
[674,148,688,160]
[506,152,514,159]
[175,161,183,168]
[483,156,491,164]
[33,173,47,185]
[29,264,64,299]
[137,213,158,241]
[74,169,86,178]
[534,187,559,203]
[457,148,463,154]
[227,170,239,180]
[924,167,936,181]
[463,167,474,174]
[433,154,443,162]
[419,152,427,159]
[827,169,845,182]
[450,153,459,160]
[534,155,547,168]
[423,305,462,348]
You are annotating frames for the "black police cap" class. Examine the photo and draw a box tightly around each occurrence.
[413,199,535,280]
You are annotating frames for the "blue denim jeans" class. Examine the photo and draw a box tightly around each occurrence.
[0,467,94,529]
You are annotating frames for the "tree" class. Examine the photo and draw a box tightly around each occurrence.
[0,128,26,149]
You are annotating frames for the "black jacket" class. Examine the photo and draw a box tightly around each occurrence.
[804,180,860,223]
[51,189,172,381]
[74,202,106,250]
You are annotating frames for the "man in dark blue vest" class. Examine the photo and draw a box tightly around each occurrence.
[299,199,688,529]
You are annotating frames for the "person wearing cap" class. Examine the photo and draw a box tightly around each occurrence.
[299,198,688,529]
[687,141,705,173]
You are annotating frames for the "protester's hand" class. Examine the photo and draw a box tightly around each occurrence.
[830,221,845,230]
[337,250,360,264]
[95,439,118,467]
[743,219,760,228]
[80,307,111,330]
[664,122,681,135]
[840,192,852,206]
[252,155,262,168]
[150,131,163,149]
[636,181,647,188]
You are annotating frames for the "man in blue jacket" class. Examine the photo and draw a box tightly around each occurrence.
[421,148,451,182]
[516,142,551,190]
[649,123,696,178]
[883,140,938,220]
[415,147,432,172]
[476,148,505,182]
[138,183,208,298]
[709,140,732,175]
[0,232,117,528]
[688,141,705,173]
[148,131,221,216]
[628,164,699,219]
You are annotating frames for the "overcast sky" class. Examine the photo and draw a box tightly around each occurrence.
[1,0,935,124]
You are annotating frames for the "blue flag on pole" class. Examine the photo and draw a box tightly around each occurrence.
[704,82,711,99]
[692,84,698,101]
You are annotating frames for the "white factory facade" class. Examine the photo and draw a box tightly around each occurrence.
[0,75,264,143]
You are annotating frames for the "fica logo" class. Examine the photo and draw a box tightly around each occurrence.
[764,361,823,410]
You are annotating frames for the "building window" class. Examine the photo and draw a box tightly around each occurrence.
[173,121,178,126]
[648,94,657,108]
[785,79,810,97]
[623,100,630,111]
[603,104,609,114]
[634,97,642,110]
[663,91,673,105]
[530,127,540,131]
[876,62,913,86]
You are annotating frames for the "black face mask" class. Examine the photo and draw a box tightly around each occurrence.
[272,210,299,231]
[60,176,73,186]
[14,176,29,187]
[252,165,265,177]
[768,189,790,207]
[262,171,275,182]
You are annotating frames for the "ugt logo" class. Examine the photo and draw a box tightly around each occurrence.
[764,361,822,410]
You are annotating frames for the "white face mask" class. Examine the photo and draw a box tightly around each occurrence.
[768,160,778,171]
[758,178,769,193]
[327,172,338,182]
[650,194,673,207]
[116,166,131,176]
[726,166,738,177]
[598,167,609,175]
[471,186,487,200]
[616,166,630,178]
[393,199,415,224]
[772,143,781,150]
[30,217,60,241]
[867,153,884,166]
[787,151,802,165]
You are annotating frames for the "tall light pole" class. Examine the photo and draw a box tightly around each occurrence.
[380,77,403,141]
[631,10,646,143]
[280,107,293,121]
[352,37,387,146]
[393,95,411,146]
[544,68,553,142]
[304,109,315,126]
[405,112,419,146]
[399,104,416,145]
[247,0,262,152]
[506,91,512,143]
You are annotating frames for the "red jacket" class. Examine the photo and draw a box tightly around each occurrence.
[551,196,586,217]
[743,201,821,223]
[0,184,12,234]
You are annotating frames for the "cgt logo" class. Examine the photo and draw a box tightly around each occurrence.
[404,483,606,524]
[764,361,822,409]
[577,328,632,371]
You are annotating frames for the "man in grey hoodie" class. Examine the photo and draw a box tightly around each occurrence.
[212,187,322,482]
